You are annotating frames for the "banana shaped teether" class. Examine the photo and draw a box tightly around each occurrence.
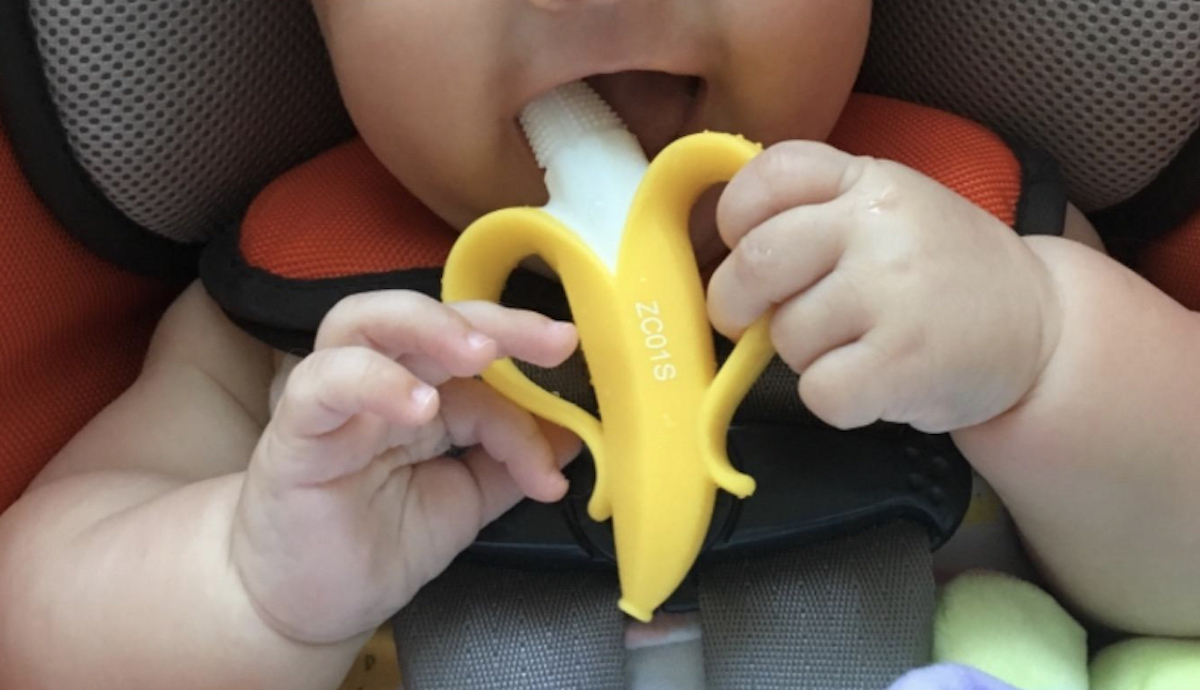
[442,81,773,621]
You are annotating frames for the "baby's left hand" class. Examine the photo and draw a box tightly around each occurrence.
[708,141,1061,433]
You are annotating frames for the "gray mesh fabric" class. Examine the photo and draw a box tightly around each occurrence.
[30,0,1200,238]
[393,563,625,690]
[29,0,353,243]
[860,0,1200,211]
[700,522,935,689]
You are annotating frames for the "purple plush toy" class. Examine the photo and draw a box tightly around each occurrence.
[888,664,1020,690]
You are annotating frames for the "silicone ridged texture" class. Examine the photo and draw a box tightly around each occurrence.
[519,81,626,169]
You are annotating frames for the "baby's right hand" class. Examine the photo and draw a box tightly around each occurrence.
[230,291,580,645]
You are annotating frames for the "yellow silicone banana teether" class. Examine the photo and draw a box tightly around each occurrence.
[442,81,774,621]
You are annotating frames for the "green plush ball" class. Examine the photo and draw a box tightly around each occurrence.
[933,571,1088,690]
[1091,637,1200,690]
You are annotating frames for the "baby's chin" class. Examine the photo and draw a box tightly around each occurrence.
[401,141,547,233]
[439,180,547,232]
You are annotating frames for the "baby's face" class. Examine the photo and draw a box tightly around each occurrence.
[314,0,870,236]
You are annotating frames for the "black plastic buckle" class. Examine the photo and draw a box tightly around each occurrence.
[465,421,972,609]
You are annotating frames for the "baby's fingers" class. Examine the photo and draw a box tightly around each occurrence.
[439,378,575,503]
[717,141,865,248]
[799,338,894,431]
[315,291,577,386]
[262,347,438,485]
[448,301,578,369]
[403,417,580,564]
[464,417,579,520]
[315,291,502,380]
[708,203,848,337]
[397,445,538,578]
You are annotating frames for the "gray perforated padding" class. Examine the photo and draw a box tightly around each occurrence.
[29,0,1200,238]
[29,0,353,244]
[859,0,1200,212]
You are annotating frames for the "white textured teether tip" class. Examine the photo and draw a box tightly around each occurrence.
[517,80,649,271]
[520,81,628,169]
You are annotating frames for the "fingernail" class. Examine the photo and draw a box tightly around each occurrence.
[466,331,495,350]
[410,384,437,408]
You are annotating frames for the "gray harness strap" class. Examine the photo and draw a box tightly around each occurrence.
[394,521,933,689]
[393,562,626,689]
[699,521,935,689]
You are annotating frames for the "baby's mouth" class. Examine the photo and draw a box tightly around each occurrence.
[514,70,721,275]
[585,72,728,275]
[583,71,705,159]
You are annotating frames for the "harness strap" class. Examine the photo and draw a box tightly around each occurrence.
[699,520,934,689]
[392,521,932,690]
[393,563,626,689]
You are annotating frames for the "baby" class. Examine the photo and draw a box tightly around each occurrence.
[3,0,1200,688]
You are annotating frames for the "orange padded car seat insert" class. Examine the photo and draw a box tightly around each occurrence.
[0,120,178,511]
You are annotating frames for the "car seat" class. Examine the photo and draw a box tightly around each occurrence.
[1,1,1198,689]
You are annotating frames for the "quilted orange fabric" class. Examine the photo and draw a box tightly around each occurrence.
[829,94,1020,227]
[241,95,1022,281]
[2,91,1192,516]
[1139,209,1200,311]
[240,140,453,279]
[0,120,178,511]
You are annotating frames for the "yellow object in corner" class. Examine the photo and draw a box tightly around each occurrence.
[442,132,773,622]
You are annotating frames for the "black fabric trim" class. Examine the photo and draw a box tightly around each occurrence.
[1009,140,1067,238]
[199,222,570,354]
[0,0,201,278]
[205,136,1065,353]
[1091,124,1200,263]
[203,198,974,569]
[200,224,440,353]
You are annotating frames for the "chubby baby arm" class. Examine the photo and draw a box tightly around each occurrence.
[708,141,1200,636]
[0,282,578,689]
[954,235,1200,636]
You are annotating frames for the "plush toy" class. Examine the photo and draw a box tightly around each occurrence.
[889,664,1022,690]
[891,571,1200,690]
